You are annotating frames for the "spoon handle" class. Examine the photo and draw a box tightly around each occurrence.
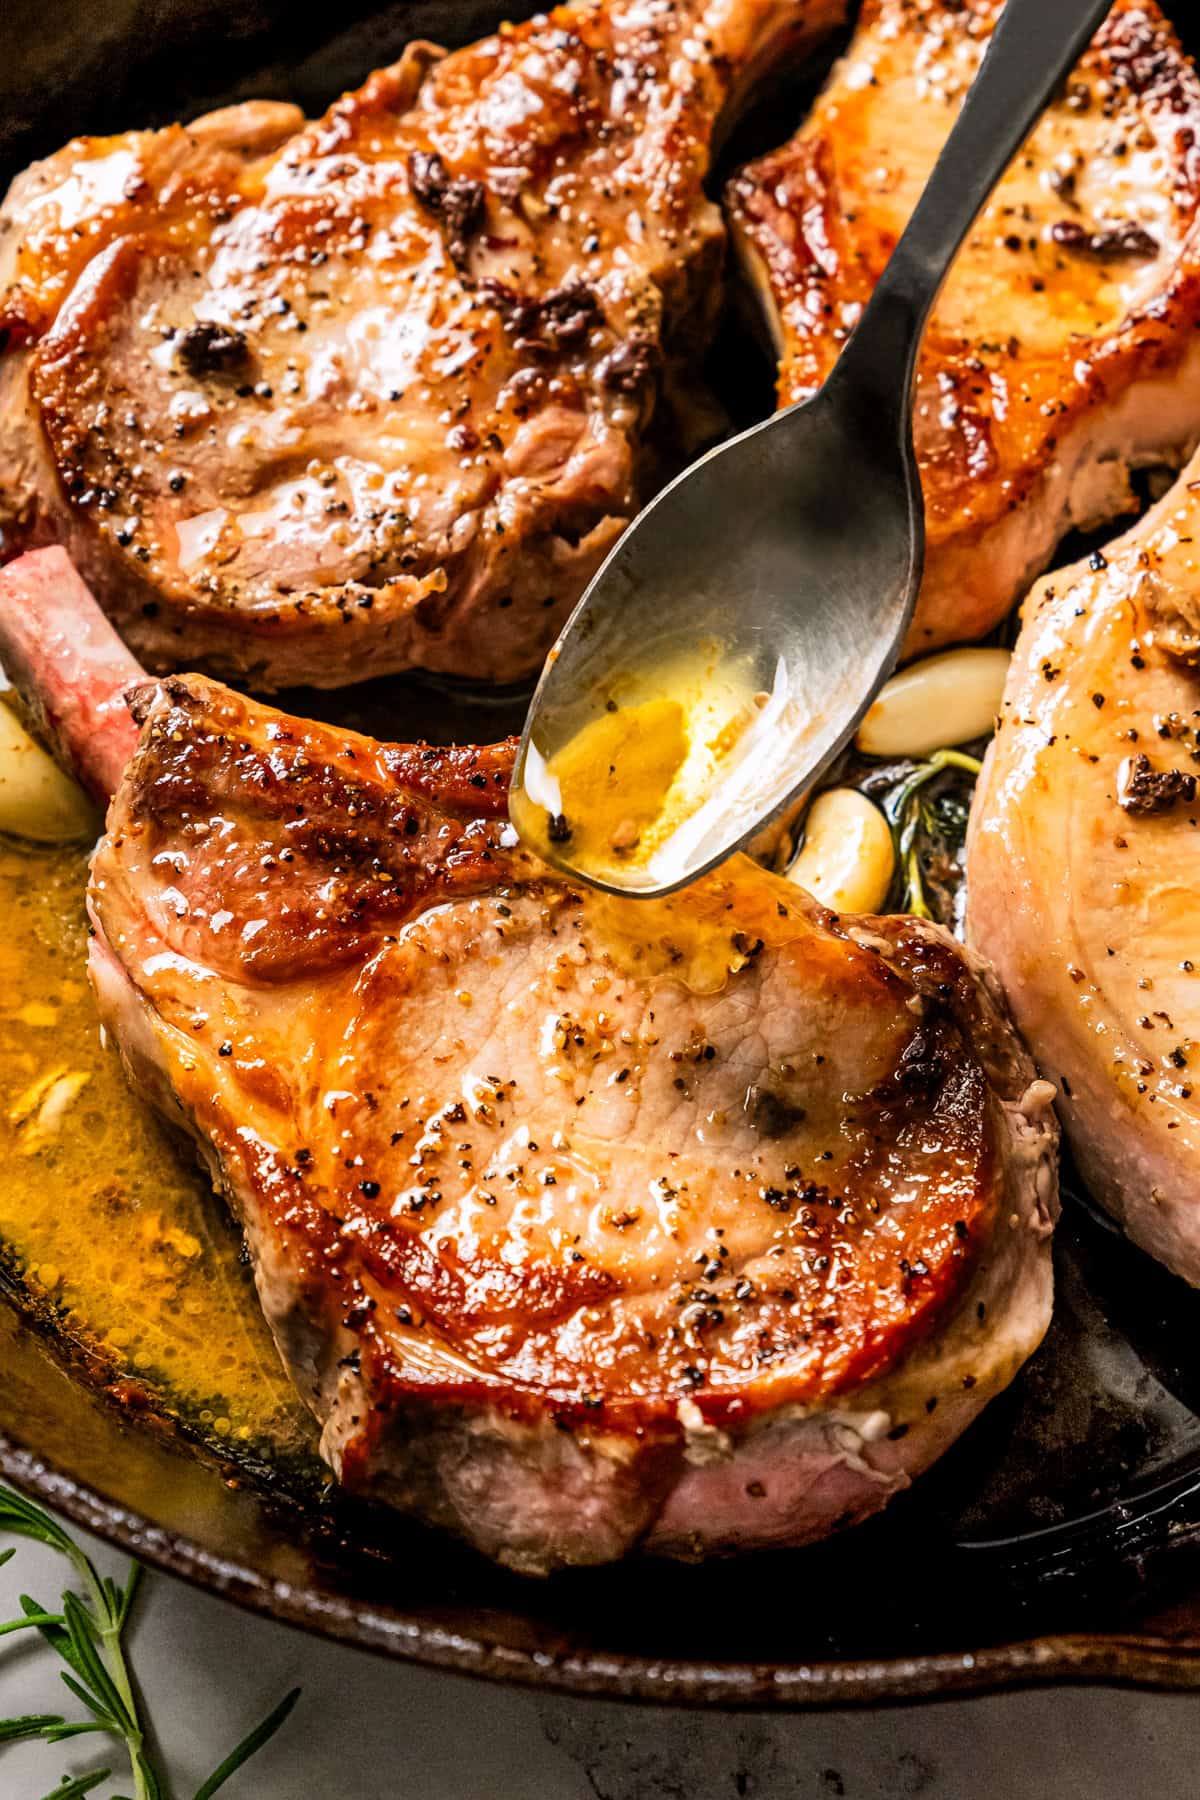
[827,0,1115,415]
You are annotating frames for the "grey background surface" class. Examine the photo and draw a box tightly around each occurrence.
[1,1514,1199,1799]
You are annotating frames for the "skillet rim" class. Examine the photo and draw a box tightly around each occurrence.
[6,1425,1200,1708]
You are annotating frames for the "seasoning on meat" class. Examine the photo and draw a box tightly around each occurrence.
[406,150,486,266]
[1117,751,1197,815]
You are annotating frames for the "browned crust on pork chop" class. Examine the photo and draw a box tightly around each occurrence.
[0,0,846,690]
[84,670,1056,1567]
[728,0,1200,656]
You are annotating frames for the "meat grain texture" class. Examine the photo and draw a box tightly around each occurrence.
[0,548,1057,1571]
[969,441,1200,1291]
[729,0,1200,657]
[0,0,846,690]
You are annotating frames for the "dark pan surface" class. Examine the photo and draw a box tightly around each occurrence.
[6,0,1200,1707]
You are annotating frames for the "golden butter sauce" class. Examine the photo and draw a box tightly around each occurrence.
[513,643,779,886]
[582,853,820,996]
[0,839,316,1472]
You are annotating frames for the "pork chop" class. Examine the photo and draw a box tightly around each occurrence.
[0,546,1056,1571]
[0,0,846,692]
[728,0,1200,658]
[969,442,1200,1288]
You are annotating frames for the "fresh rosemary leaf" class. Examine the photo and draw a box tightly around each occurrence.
[61,1591,133,1729]
[43,1721,114,1744]
[118,1561,142,1630]
[0,1546,14,1569]
[192,1687,301,1800]
[0,1488,75,1556]
[38,1771,111,1799]
[0,1608,62,1637]
[137,1743,169,1800]
[0,1712,66,1743]
[1,1511,67,1553]
[58,1670,118,1729]
[22,1592,88,1678]
[0,1712,108,1747]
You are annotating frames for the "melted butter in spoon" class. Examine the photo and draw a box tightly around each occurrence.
[513,646,788,888]
[525,695,690,867]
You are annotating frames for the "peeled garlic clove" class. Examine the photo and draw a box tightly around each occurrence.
[857,647,1010,759]
[787,788,894,914]
[0,699,99,844]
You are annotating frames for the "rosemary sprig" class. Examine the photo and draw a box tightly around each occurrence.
[40,1772,112,1798]
[882,747,982,918]
[0,1483,299,1798]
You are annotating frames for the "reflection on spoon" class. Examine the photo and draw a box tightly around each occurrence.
[510,644,802,890]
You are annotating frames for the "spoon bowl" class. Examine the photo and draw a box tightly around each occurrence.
[514,362,921,896]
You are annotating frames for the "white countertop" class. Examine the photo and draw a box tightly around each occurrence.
[2,1516,1199,1798]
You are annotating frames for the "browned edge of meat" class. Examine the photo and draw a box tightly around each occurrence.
[0,0,847,691]
[728,0,1200,658]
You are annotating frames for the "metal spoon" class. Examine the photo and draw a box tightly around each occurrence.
[510,0,1113,897]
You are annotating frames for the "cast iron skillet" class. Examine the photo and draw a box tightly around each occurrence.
[6,0,1200,1708]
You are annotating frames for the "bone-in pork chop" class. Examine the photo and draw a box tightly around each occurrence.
[728,0,1200,658]
[0,0,845,692]
[969,443,1200,1289]
[0,546,1056,1570]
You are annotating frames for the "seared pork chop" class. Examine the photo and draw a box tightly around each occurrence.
[970,443,1200,1288]
[0,546,1057,1571]
[728,0,1200,658]
[0,0,845,692]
